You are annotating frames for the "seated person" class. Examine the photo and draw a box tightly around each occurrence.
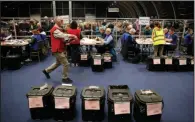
[103,28,117,61]
[121,25,140,60]
[143,25,152,37]
[164,28,169,38]
[30,30,44,51]
[164,28,178,55]
[96,27,106,53]
[184,28,193,55]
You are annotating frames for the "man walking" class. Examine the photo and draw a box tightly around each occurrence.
[42,16,78,83]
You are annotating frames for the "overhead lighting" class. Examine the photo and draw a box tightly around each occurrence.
[5,6,7,8]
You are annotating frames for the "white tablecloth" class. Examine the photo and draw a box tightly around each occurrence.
[136,38,173,45]
[80,38,104,45]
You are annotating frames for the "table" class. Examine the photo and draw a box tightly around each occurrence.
[1,39,30,47]
[135,38,174,62]
[80,38,104,46]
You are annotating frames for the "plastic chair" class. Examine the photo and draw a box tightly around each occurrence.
[30,41,44,62]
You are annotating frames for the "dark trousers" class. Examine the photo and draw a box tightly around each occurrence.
[163,45,177,55]
[70,44,80,64]
[187,44,193,56]
[154,45,164,57]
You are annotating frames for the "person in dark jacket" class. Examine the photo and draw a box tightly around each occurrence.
[67,21,82,67]
[121,25,140,60]
[164,27,178,55]
[184,29,193,55]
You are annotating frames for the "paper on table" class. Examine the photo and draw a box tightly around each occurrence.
[94,59,101,65]
[147,102,162,116]
[81,55,88,60]
[85,100,100,110]
[165,58,172,65]
[114,102,130,115]
[153,59,161,65]
[28,96,43,108]
[179,59,186,65]
[104,57,111,62]
[55,97,70,109]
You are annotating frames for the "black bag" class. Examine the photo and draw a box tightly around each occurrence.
[103,53,113,68]
[52,85,77,121]
[146,56,165,71]
[91,54,104,72]
[79,53,91,67]
[81,86,105,121]
[134,90,163,122]
[184,56,194,71]
[6,54,22,70]
[107,85,133,122]
[173,56,188,71]
[26,84,54,120]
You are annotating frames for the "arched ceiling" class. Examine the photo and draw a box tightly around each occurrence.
[1,1,194,19]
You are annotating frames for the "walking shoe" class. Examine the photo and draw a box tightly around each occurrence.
[62,78,73,83]
[42,70,50,79]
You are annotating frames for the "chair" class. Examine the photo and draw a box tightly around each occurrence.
[30,41,44,62]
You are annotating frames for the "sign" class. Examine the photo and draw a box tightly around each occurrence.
[165,58,172,65]
[28,96,43,108]
[139,17,150,25]
[94,59,101,65]
[179,59,186,65]
[114,102,130,115]
[104,56,111,62]
[85,100,100,110]
[54,97,70,109]
[153,59,161,65]
[147,102,162,116]
[108,8,119,12]
[61,15,69,24]
[81,55,88,60]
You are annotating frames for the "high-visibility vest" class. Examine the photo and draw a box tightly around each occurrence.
[152,28,165,46]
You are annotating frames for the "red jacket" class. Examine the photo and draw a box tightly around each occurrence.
[50,26,65,53]
[67,29,81,45]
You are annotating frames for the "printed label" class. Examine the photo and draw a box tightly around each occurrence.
[179,59,186,65]
[114,102,130,115]
[81,55,88,60]
[153,59,161,65]
[165,58,172,65]
[141,90,153,94]
[191,60,194,65]
[147,102,162,116]
[104,57,111,62]
[94,59,101,65]
[54,97,70,109]
[85,100,100,110]
[28,96,43,108]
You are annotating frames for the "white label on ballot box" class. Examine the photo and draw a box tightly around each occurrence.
[85,100,100,110]
[114,102,130,115]
[28,96,43,108]
[81,55,88,60]
[165,58,172,65]
[94,59,101,65]
[179,59,186,65]
[54,97,70,109]
[153,59,161,65]
[147,102,162,116]
[104,57,111,62]
[191,60,194,65]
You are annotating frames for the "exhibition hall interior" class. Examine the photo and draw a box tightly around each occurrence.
[0,1,194,122]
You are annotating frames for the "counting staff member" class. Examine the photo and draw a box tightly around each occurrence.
[42,16,78,83]
[164,27,178,55]
[152,22,165,57]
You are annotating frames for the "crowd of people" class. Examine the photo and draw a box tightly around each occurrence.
[0,17,193,83]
